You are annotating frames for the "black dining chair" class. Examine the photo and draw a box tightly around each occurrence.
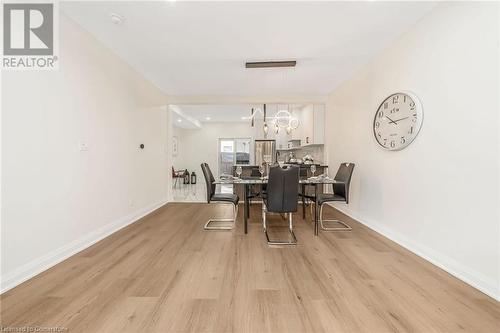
[201,163,239,230]
[262,165,300,245]
[316,163,355,231]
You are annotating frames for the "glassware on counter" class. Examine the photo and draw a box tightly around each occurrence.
[258,164,265,178]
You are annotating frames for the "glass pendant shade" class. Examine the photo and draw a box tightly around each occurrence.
[275,110,291,128]
[289,118,299,130]
[247,106,299,135]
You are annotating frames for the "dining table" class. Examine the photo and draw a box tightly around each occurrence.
[213,176,342,236]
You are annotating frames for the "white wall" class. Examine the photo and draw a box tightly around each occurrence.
[1,14,169,292]
[172,125,185,169]
[173,122,255,178]
[325,2,499,300]
[497,0,500,300]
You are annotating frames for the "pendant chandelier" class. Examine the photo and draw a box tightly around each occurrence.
[249,104,299,136]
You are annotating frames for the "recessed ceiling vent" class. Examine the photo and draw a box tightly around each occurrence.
[245,60,296,68]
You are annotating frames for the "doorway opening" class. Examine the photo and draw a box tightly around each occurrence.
[218,138,252,176]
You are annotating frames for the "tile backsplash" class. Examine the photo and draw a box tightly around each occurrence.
[278,145,324,164]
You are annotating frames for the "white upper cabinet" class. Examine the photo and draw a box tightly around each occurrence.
[288,106,302,143]
[300,104,313,145]
[275,130,288,150]
[313,104,325,145]
[298,104,324,146]
[266,103,325,149]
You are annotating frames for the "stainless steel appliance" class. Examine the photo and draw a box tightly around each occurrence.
[254,140,276,166]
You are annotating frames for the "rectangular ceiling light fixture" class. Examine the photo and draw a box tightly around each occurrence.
[245,60,296,68]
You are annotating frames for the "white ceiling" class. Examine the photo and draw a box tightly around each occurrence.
[61,1,437,96]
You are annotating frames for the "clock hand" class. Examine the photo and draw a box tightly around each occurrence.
[393,116,409,123]
[385,116,397,125]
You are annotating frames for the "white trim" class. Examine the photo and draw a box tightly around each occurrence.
[0,199,170,294]
[327,203,500,302]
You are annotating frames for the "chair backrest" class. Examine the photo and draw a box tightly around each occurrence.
[200,163,216,203]
[266,166,300,213]
[332,163,355,204]
[299,167,308,178]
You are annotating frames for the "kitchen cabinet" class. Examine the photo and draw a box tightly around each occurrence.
[288,106,302,142]
[275,130,288,150]
[313,104,325,144]
[300,104,324,146]
[273,103,325,150]
[300,105,313,145]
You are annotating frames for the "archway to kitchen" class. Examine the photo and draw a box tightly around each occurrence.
[167,103,327,203]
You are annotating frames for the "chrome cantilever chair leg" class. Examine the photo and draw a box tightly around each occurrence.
[319,203,352,231]
[204,203,238,230]
[262,204,297,245]
[302,198,315,223]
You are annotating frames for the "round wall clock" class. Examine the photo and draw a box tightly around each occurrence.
[373,91,423,151]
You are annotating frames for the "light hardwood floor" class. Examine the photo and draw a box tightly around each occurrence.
[1,203,499,332]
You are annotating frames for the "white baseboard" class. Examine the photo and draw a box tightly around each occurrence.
[328,203,500,302]
[0,199,170,294]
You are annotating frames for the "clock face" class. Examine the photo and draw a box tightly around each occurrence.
[373,92,423,151]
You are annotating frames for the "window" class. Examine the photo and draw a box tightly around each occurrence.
[218,138,251,176]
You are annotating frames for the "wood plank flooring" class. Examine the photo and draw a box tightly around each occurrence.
[1,203,499,332]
